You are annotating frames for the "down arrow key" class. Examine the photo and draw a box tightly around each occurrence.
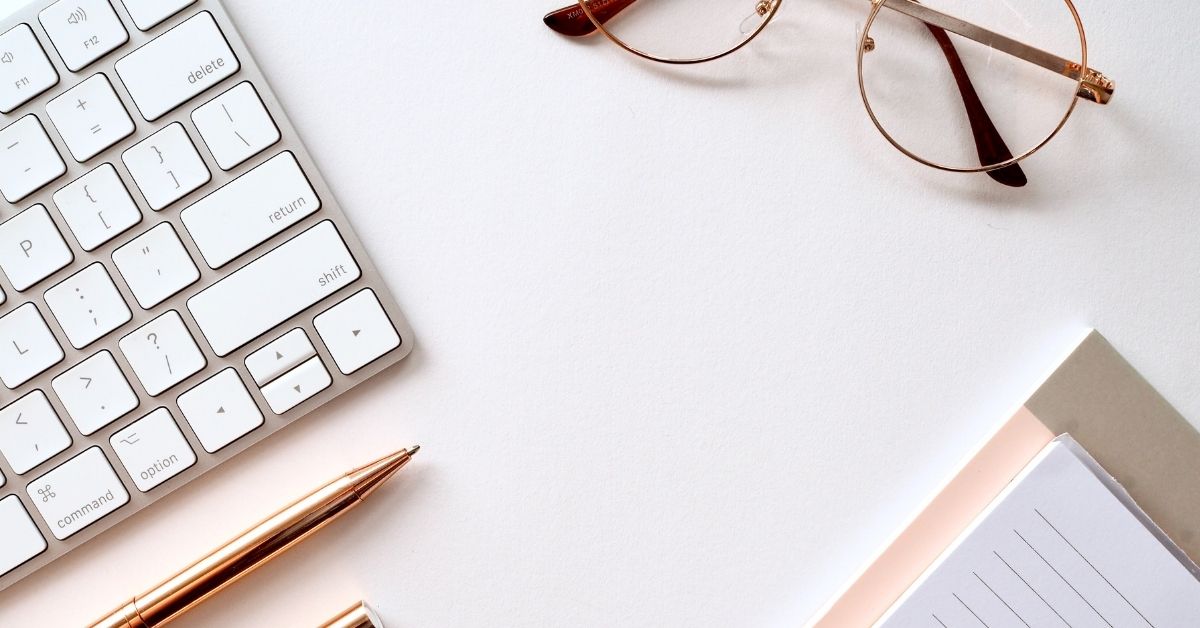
[260,356,331,415]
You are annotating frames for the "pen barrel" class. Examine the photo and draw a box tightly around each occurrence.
[91,478,361,628]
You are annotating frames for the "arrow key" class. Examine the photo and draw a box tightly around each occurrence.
[244,328,316,386]
[314,289,401,375]
[260,356,330,415]
[177,368,263,453]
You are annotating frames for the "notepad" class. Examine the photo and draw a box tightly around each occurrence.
[875,436,1200,627]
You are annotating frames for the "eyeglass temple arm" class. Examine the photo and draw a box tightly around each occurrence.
[885,0,1114,104]
[924,24,1027,186]
[543,0,639,37]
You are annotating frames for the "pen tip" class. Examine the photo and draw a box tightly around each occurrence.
[408,444,421,456]
[349,447,419,499]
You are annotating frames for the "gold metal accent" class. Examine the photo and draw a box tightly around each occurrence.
[1068,64,1115,104]
[319,601,383,628]
[89,447,420,628]
[856,0,1089,173]
[862,36,876,53]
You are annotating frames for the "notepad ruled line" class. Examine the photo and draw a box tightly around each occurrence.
[992,550,1072,627]
[952,592,990,627]
[973,571,1031,628]
[1014,528,1113,627]
[1034,508,1156,628]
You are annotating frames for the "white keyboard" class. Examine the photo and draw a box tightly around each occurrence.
[0,0,413,591]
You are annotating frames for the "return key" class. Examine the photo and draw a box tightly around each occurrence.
[181,151,320,269]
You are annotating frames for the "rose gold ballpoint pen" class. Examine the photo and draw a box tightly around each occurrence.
[90,446,420,628]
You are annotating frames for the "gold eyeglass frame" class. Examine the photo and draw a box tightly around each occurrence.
[556,0,1115,177]
[858,0,1086,173]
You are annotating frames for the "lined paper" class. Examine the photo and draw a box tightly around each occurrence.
[876,436,1200,627]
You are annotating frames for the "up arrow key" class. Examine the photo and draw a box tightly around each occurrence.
[216,407,225,414]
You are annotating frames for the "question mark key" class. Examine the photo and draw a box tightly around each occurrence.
[118,311,206,396]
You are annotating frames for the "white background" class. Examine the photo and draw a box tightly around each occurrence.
[3,0,1199,626]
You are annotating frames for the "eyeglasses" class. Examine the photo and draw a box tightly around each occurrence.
[542,0,1115,187]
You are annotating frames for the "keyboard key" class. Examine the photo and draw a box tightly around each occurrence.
[314,289,401,375]
[245,328,315,386]
[0,204,73,291]
[40,0,129,71]
[120,0,195,31]
[52,350,139,435]
[122,122,210,210]
[0,24,59,113]
[112,222,199,309]
[191,82,280,170]
[109,408,196,492]
[0,391,72,475]
[177,368,263,453]
[121,121,211,210]
[114,12,239,121]
[0,496,46,576]
[260,356,330,415]
[45,73,135,162]
[0,116,67,204]
[119,310,206,396]
[0,304,64,389]
[180,151,319,269]
[44,263,132,349]
[53,163,142,251]
[188,221,361,357]
[26,446,129,540]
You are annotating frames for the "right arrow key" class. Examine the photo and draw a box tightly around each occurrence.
[314,289,402,376]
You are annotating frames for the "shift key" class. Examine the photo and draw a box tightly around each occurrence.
[115,12,239,121]
[188,221,361,356]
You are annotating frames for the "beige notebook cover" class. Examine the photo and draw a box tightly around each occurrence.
[808,330,1200,627]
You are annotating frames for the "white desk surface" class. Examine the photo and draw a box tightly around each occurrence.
[3,0,1199,626]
